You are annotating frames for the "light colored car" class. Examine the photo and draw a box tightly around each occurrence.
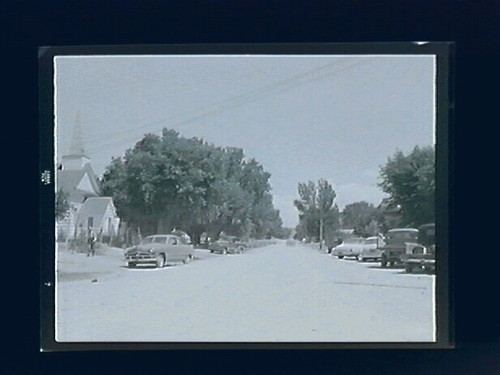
[331,237,365,259]
[357,236,384,261]
[124,234,194,268]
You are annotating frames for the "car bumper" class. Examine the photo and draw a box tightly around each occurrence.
[405,259,435,265]
[360,255,381,259]
[125,256,156,263]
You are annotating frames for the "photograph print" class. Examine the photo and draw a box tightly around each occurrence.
[45,44,449,347]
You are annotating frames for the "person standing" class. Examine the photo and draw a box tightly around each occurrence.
[87,230,97,257]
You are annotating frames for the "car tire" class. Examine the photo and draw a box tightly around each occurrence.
[381,256,387,268]
[183,254,193,264]
[156,254,166,268]
[128,262,136,268]
[338,255,344,259]
[405,264,414,273]
[222,248,228,255]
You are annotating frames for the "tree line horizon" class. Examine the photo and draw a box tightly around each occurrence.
[295,145,435,243]
[56,128,435,244]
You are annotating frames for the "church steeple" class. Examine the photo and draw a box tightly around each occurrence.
[61,113,91,170]
[68,113,88,156]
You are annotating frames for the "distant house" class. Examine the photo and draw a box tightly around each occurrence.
[56,116,120,242]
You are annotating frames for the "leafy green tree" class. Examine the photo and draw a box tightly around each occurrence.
[294,179,340,246]
[378,145,435,227]
[374,198,403,233]
[317,179,338,248]
[99,128,283,242]
[55,188,70,220]
[294,181,318,240]
[341,201,378,236]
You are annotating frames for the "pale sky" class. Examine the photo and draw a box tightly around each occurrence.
[55,54,435,228]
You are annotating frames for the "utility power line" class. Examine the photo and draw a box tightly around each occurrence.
[82,58,346,149]
[83,57,377,156]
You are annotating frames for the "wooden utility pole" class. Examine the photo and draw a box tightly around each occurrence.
[319,213,324,250]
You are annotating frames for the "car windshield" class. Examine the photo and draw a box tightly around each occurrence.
[140,237,155,245]
[344,238,363,244]
[387,232,418,240]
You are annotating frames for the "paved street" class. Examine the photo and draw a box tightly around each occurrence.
[56,241,435,342]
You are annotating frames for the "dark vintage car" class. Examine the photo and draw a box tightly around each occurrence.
[208,236,248,254]
[401,223,436,273]
[124,234,194,268]
[380,228,419,267]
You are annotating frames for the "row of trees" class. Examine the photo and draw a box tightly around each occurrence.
[99,128,286,243]
[294,145,436,242]
[293,179,340,245]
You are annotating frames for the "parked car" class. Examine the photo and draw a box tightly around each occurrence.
[401,223,436,273]
[379,228,419,267]
[208,236,248,254]
[331,237,366,259]
[357,236,384,261]
[124,234,194,268]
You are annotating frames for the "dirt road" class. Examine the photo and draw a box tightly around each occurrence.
[55,241,435,342]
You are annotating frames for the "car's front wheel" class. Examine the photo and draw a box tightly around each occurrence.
[127,262,136,268]
[156,254,166,268]
[222,248,228,255]
[337,255,344,259]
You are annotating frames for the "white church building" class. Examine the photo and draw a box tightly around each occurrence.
[56,116,120,242]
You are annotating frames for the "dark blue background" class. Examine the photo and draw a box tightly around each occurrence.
[2,1,498,374]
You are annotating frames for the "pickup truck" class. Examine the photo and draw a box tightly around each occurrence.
[380,228,419,267]
[401,223,436,273]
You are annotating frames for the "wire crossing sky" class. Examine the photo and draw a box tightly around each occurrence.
[78,57,374,154]
[55,55,435,227]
